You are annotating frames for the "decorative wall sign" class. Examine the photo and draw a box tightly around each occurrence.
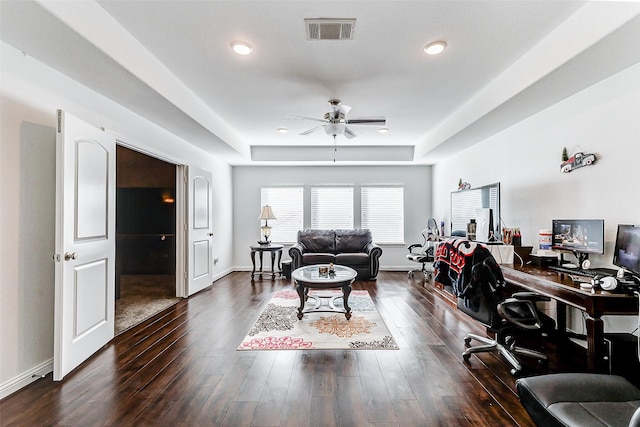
[458,179,471,190]
[560,150,596,173]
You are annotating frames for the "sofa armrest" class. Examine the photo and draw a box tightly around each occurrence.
[365,242,383,278]
[289,243,305,270]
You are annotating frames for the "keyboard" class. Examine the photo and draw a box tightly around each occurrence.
[548,265,619,277]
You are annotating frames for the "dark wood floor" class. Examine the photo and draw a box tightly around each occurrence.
[1,271,573,426]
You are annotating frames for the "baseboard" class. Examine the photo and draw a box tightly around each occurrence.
[0,359,52,400]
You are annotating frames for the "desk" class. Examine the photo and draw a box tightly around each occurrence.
[502,265,639,373]
[250,244,283,280]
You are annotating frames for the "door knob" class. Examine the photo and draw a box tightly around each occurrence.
[64,252,77,261]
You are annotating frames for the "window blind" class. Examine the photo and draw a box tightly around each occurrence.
[361,187,404,244]
[311,187,353,229]
[260,187,304,243]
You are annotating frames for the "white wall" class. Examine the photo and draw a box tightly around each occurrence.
[0,42,234,398]
[433,62,640,335]
[232,165,432,270]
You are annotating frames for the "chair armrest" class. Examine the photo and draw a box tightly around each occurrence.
[365,242,383,278]
[498,298,542,330]
[288,243,305,270]
[407,243,422,252]
[511,291,551,302]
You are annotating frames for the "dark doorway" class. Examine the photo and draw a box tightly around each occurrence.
[115,146,179,334]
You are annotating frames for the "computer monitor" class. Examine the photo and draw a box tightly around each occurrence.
[612,224,640,278]
[552,219,604,264]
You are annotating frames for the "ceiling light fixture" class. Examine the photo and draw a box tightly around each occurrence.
[424,41,447,55]
[277,127,288,134]
[231,41,253,55]
[378,127,389,134]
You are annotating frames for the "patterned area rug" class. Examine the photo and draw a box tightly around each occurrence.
[238,290,398,350]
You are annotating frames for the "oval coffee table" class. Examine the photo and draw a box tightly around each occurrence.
[292,264,357,320]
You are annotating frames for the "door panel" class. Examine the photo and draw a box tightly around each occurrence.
[54,111,115,381]
[187,167,213,295]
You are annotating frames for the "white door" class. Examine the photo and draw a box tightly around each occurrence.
[187,166,214,295]
[53,111,115,381]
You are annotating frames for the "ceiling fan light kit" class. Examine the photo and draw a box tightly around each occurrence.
[424,41,447,55]
[285,99,385,140]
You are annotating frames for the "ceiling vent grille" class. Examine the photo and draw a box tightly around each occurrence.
[305,19,355,41]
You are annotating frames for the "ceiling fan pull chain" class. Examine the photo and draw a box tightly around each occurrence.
[333,135,337,162]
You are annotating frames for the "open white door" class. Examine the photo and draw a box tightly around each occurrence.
[186,166,214,295]
[53,111,115,381]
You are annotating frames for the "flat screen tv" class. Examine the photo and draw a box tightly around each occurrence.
[551,219,604,261]
[612,224,640,278]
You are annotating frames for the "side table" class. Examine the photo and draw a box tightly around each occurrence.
[250,244,283,280]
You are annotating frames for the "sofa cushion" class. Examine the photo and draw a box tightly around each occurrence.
[298,229,335,253]
[302,253,336,265]
[335,253,369,266]
[336,229,371,253]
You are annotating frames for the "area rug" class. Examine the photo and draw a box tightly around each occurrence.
[237,289,398,350]
[115,274,180,334]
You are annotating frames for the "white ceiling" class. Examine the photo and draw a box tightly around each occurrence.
[1,1,639,165]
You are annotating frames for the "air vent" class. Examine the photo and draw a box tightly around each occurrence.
[305,18,355,41]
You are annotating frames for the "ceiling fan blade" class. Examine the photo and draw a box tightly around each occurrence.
[346,117,386,125]
[284,115,327,123]
[343,127,357,139]
[300,125,325,136]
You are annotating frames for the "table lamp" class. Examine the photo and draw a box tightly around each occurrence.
[258,205,277,244]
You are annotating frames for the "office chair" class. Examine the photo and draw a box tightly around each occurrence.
[406,218,439,280]
[435,238,553,375]
[515,291,640,427]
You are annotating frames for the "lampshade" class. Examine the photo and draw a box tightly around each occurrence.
[258,205,277,220]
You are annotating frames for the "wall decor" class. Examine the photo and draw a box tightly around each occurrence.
[560,150,596,173]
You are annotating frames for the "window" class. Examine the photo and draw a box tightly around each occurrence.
[361,187,404,244]
[311,187,353,229]
[260,187,303,243]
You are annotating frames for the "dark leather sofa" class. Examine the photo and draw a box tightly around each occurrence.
[516,373,640,427]
[288,229,382,280]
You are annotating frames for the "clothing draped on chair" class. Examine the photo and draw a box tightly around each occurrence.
[434,237,553,376]
[433,238,504,310]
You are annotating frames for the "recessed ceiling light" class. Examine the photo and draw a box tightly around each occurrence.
[277,127,288,134]
[378,127,389,134]
[231,41,253,55]
[424,41,447,55]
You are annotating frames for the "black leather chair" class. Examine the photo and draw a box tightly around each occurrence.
[435,239,553,376]
[516,373,640,427]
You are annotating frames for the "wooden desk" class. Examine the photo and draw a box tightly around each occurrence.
[502,265,639,373]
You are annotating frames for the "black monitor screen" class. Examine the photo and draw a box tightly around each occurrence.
[552,219,604,254]
[613,224,640,277]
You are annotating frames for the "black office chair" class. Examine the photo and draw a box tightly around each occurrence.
[406,218,439,280]
[435,239,553,375]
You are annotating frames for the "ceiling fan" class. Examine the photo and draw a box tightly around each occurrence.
[285,99,386,139]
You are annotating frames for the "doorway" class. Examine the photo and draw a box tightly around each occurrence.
[115,146,179,334]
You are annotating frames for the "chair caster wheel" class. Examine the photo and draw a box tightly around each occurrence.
[462,353,471,362]
[464,337,471,346]
[510,368,521,377]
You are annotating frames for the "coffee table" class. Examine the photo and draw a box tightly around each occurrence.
[292,264,357,320]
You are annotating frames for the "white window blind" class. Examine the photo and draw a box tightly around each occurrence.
[450,189,482,234]
[260,187,304,243]
[311,187,353,229]
[361,187,404,244]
